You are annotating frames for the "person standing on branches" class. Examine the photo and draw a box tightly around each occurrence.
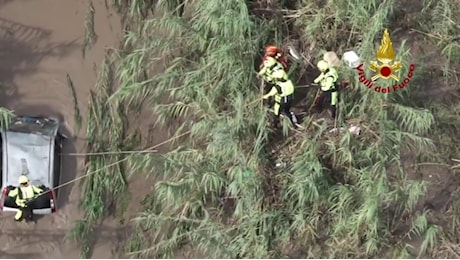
[263,69,299,128]
[313,59,339,119]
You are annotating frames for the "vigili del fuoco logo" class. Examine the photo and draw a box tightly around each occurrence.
[356,29,415,93]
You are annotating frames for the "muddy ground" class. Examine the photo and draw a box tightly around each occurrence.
[0,0,155,258]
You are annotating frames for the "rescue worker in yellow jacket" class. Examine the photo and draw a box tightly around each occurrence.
[8,175,43,221]
[313,60,339,119]
[258,46,288,85]
[263,69,298,128]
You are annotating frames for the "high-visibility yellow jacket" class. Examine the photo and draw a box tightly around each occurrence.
[258,56,286,82]
[8,185,43,207]
[313,67,338,91]
[263,79,294,99]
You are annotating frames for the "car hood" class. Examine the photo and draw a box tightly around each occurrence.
[2,131,53,188]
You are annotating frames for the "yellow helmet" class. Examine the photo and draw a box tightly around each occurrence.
[19,175,29,184]
[272,69,287,80]
[317,60,329,72]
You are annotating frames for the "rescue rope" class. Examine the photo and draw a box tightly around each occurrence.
[30,130,192,200]
[63,149,159,156]
[31,96,265,200]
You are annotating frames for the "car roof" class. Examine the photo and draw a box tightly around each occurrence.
[1,116,59,188]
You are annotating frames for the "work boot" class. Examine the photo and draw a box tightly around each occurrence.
[289,112,300,128]
[290,112,298,124]
[25,211,34,222]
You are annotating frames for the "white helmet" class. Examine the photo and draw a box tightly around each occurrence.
[317,60,329,72]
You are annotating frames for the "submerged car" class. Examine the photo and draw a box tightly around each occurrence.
[0,116,66,215]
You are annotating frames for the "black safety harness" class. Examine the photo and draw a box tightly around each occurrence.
[322,68,339,93]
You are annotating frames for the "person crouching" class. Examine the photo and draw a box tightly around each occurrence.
[7,175,43,222]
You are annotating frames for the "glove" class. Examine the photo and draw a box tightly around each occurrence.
[313,74,324,84]
[17,199,27,207]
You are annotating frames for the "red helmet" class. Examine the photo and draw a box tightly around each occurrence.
[265,45,279,56]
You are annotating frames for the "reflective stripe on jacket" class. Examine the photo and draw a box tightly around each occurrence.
[8,185,43,205]
[314,67,338,91]
[258,56,285,78]
[264,79,295,98]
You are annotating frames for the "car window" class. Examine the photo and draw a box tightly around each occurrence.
[8,117,59,136]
